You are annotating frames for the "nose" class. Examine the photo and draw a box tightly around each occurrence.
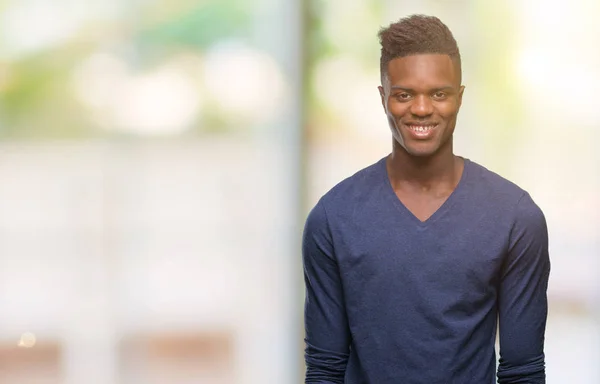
[410,95,433,117]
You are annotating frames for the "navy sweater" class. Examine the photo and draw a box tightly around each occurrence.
[302,157,550,384]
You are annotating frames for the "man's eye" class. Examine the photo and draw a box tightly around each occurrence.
[395,93,411,100]
[433,91,447,99]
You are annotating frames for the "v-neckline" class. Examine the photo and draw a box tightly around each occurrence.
[380,155,470,227]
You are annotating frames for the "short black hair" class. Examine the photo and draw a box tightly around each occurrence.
[378,14,461,82]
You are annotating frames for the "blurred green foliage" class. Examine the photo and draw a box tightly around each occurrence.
[0,0,253,140]
[0,47,95,139]
[137,0,251,51]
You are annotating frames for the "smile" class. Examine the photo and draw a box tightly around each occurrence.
[406,124,437,133]
[404,123,438,138]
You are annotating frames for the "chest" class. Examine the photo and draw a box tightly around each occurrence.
[331,209,511,301]
[389,167,462,223]
[393,190,450,223]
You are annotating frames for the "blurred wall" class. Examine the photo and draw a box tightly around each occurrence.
[0,0,598,383]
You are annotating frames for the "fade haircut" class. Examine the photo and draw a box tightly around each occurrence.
[378,14,461,84]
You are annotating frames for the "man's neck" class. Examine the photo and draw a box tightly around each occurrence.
[386,141,461,191]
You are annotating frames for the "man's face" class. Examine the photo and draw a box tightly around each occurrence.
[378,54,465,158]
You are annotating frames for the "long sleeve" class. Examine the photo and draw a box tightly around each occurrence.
[497,192,551,384]
[302,201,351,383]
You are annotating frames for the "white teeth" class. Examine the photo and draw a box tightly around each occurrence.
[409,125,434,132]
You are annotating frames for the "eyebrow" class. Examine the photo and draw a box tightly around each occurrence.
[390,85,455,92]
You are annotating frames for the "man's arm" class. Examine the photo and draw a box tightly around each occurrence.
[302,201,350,383]
[497,192,551,384]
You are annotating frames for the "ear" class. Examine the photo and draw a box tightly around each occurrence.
[457,85,465,108]
[378,85,386,111]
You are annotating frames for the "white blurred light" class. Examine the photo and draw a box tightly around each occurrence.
[18,332,36,348]
[0,0,125,59]
[517,51,600,122]
[518,0,574,39]
[203,41,288,124]
[71,53,203,135]
[516,50,550,89]
[313,56,359,114]
[111,67,201,135]
[313,56,385,139]
[515,0,600,121]
[0,2,75,57]
[72,53,129,110]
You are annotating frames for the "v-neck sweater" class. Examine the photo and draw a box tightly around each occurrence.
[384,157,468,227]
[302,156,550,384]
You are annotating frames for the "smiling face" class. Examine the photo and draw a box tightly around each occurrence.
[379,54,465,158]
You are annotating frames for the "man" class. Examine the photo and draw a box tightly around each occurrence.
[302,14,550,384]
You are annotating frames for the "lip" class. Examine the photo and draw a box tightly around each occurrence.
[403,122,439,139]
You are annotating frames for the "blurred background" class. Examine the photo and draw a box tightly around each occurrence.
[0,0,598,383]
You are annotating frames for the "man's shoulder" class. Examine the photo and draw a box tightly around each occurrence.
[315,157,385,211]
[460,160,548,243]
[467,159,528,202]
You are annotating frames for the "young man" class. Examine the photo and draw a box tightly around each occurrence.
[302,15,550,383]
